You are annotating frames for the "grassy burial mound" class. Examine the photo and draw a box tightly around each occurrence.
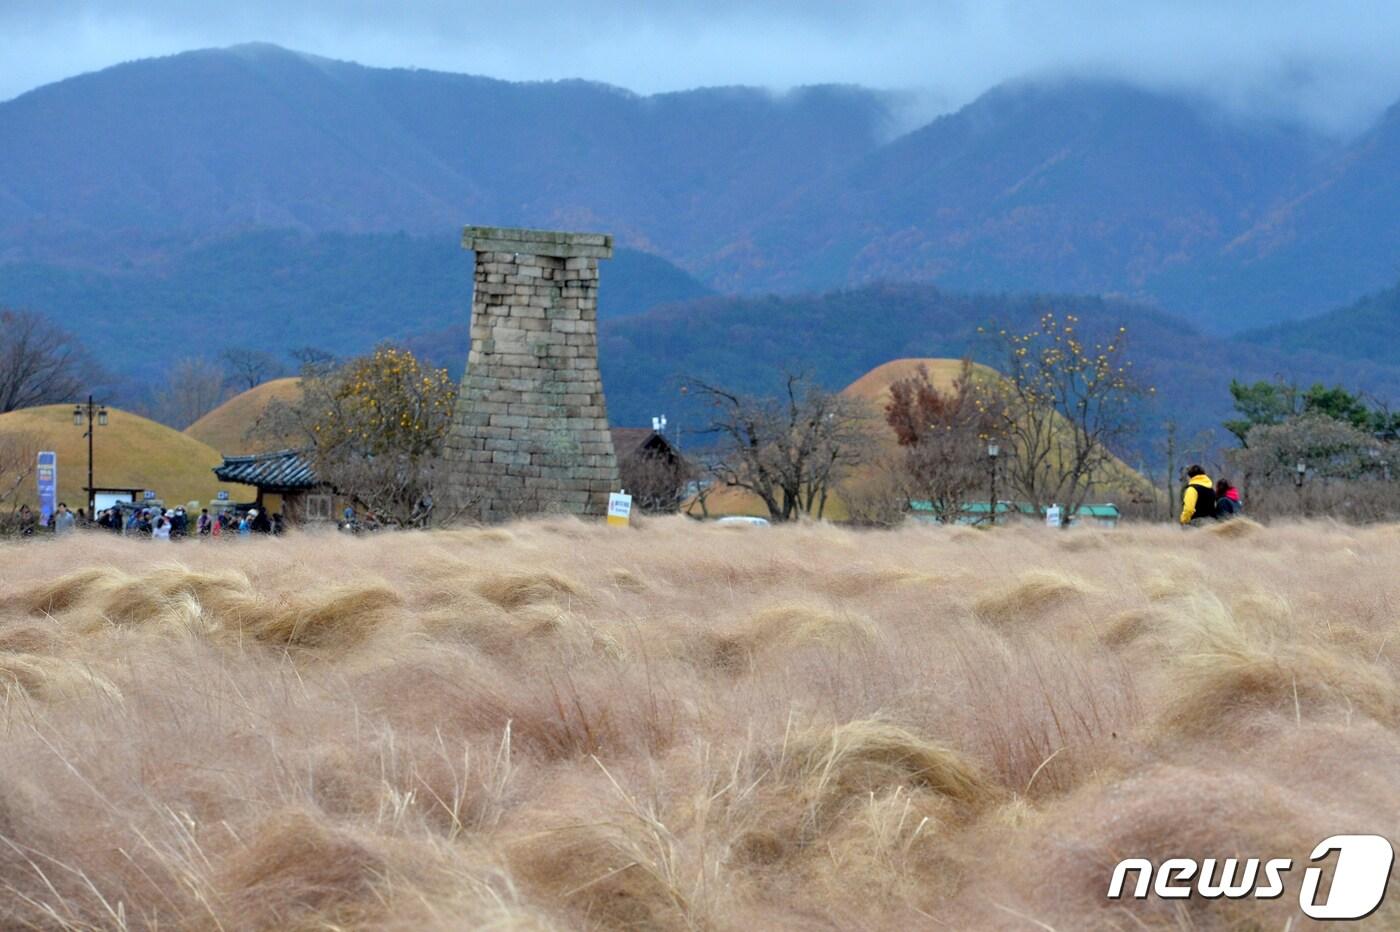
[184,376,305,455]
[846,357,1154,495]
[1,517,1398,928]
[693,357,1154,520]
[839,356,974,402]
[0,405,253,509]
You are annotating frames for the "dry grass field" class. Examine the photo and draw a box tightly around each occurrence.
[1,517,1398,929]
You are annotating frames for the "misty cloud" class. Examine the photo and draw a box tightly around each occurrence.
[2,0,1398,133]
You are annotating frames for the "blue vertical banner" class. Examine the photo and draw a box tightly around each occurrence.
[37,451,57,525]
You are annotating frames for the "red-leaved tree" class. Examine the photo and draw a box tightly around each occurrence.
[884,359,998,523]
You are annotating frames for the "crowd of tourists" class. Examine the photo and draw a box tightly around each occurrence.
[14,502,283,539]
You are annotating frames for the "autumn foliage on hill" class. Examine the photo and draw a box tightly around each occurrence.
[3,517,1399,928]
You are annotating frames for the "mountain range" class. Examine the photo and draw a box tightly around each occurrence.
[4,43,1399,332]
[0,43,888,266]
[2,43,1398,454]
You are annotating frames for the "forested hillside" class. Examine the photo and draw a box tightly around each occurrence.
[711,81,1328,326]
[1242,278,1400,368]
[0,231,712,370]
[583,284,1400,455]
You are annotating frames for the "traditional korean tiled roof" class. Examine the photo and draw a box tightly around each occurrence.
[610,428,654,461]
[610,428,679,462]
[212,449,319,489]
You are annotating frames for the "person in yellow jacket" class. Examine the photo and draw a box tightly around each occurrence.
[1180,465,1218,525]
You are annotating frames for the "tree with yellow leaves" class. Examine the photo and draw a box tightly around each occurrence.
[978,313,1146,523]
[310,347,455,460]
[264,346,458,526]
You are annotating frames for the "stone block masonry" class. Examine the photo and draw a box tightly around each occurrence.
[443,226,620,522]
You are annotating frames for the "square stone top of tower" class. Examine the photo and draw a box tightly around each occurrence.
[462,225,614,259]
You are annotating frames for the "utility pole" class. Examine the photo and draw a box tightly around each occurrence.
[677,384,688,454]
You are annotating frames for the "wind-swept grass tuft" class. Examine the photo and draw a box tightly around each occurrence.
[783,719,1001,820]
[1204,515,1264,539]
[973,569,1094,625]
[475,571,586,610]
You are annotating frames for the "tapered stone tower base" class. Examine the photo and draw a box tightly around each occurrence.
[443,226,619,522]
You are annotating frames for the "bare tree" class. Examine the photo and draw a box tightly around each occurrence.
[220,347,286,392]
[149,357,230,429]
[979,314,1145,523]
[0,430,38,524]
[288,346,338,373]
[0,309,92,413]
[688,373,872,522]
[618,446,694,513]
[840,452,917,527]
[680,452,723,519]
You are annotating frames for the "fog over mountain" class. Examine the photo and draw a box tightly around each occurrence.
[4,1,1400,135]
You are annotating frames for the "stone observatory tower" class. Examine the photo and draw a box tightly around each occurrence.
[443,226,620,522]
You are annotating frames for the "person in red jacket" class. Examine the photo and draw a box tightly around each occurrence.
[1215,479,1242,518]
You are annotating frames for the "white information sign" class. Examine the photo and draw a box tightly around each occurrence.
[607,491,633,526]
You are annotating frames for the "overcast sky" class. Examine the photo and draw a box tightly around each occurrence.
[2,1,1398,134]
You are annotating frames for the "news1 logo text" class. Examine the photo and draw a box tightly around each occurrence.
[1109,835,1394,921]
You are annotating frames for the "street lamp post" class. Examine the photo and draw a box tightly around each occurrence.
[987,442,1000,526]
[73,395,108,517]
